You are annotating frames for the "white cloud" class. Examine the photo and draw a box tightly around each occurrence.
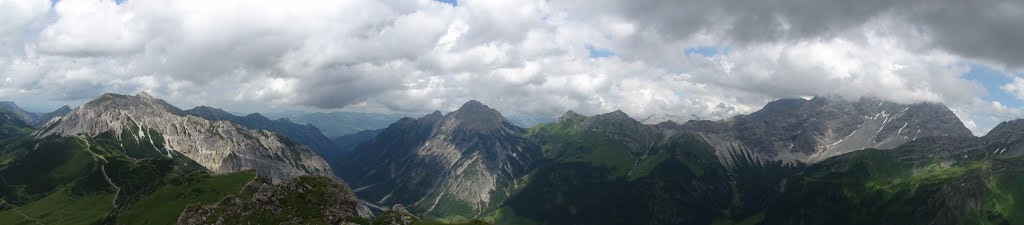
[0,0,49,56]
[0,0,1021,135]
[1002,77,1024,101]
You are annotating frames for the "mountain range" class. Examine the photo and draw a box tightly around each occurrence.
[337,96,1015,225]
[0,92,481,225]
[0,101,72,127]
[1,92,1022,225]
[339,100,540,218]
[265,111,412,138]
[183,105,346,171]
[637,112,698,125]
[35,92,335,182]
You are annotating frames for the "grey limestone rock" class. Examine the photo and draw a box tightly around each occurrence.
[36,92,335,182]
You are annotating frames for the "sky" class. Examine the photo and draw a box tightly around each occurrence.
[0,0,1022,135]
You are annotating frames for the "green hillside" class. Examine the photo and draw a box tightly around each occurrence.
[0,127,254,224]
[0,109,489,225]
[486,115,1023,225]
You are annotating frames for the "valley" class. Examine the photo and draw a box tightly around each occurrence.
[0,93,1020,225]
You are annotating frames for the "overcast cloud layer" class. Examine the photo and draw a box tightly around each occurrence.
[1,0,1023,135]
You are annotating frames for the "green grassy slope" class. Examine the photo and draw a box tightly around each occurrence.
[0,188,115,225]
[498,133,799,225]
[0,128,257,225]
[119,172,257,225]
[760,147,1024,225]
[0,109,32,141]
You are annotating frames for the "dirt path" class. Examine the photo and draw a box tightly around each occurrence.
[3,201,44,225]
[75,136,121,208]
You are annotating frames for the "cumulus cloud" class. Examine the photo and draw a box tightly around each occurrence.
[0,0,1022,135]
[1002,77,1024,101]
[0,0,49,55]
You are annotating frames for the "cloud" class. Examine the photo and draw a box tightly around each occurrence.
[1002,77,1024,101]
[555,0,1024,68]
[0,0,49,55]
[0,0,1022,135]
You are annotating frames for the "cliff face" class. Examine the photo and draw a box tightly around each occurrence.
[36,92,334,182]
[184,106,341,169]
[340,100,540,217]
[679,97,973,166]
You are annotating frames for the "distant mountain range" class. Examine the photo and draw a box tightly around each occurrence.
[637,112,698,125]
[0,101,71,127]
[2,93,1022,225]
[267,110,557,138]
[0,93,475,225]
[266,111,412,137]
[333,97,1019,225]
[184,106,341,162]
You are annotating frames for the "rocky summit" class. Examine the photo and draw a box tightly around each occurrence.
[678,97,972,166]
[340,100,540,218]
[638,112,698,125]
[35,92,334,182]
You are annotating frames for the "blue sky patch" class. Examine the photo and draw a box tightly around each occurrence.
[435,0,457,6]
[586,44,614,58]
[684,46,720,57]
[963,64,1021,107]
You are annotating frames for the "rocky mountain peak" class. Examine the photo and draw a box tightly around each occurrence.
[983,118,1024,142]
[86,92,187,116]
[989,119,1024,134]
[460,99,487,109]
[39,92,335,182]
[446,100,510,132]
[0,101,34,123]
[687,96,973,165]
[0,101,24,111]
[54,105,71,113]
[592,110,637,125]
[557,110,584,123]
[244,112,269,120]
[427,110,443,117]
[341,100,539,217]
[640,112,697,125]
[137,91,155,99]
[419,110,445,124]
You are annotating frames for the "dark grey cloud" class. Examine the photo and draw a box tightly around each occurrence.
[556,0,1024,67]
[907,0,1024,67]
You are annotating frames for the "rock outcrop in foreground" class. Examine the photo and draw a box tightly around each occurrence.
[178,176,362,225]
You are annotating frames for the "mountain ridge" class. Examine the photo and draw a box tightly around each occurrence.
[184,105,340,163]
[338,96,977,223]
[340,100,540,218]
[677,96,973,165]
[36,92,335,182]
[0,101,72,127]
